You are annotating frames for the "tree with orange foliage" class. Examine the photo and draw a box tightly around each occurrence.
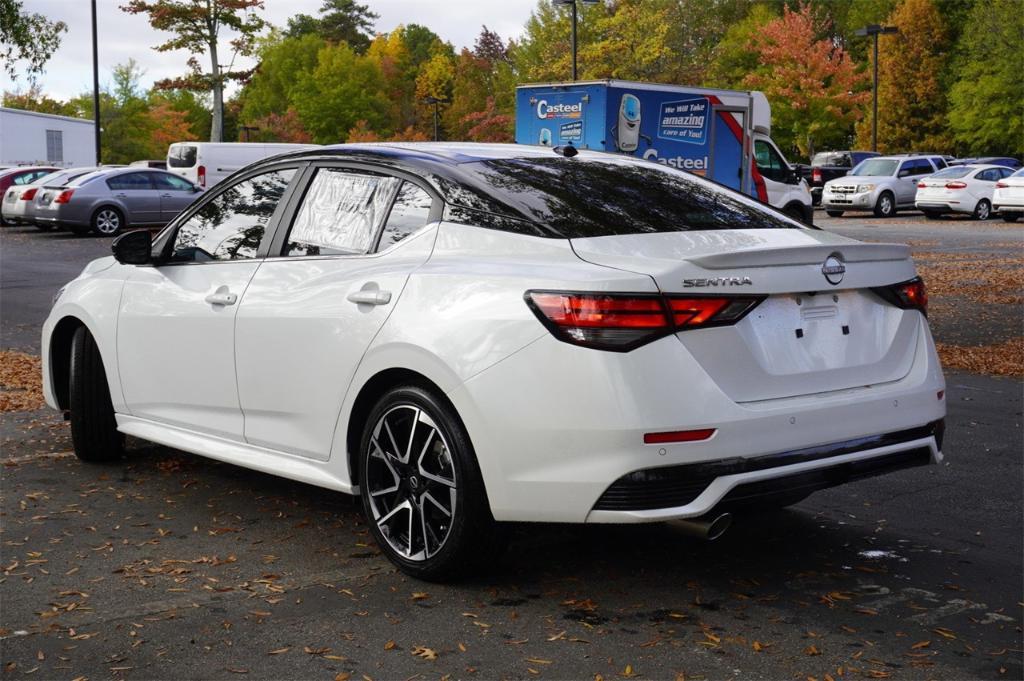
[147,102,196,154]
[744,2,870,157]
[246,109,312,144]
[462,98,514,143]
[854,0,951,153]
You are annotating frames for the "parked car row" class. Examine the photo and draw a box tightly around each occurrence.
[820,154,1019,220]
[1,166,203,236]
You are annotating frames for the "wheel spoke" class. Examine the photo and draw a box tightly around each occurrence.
[417,428,456,488]
[404,408,420,462]
[383,418,406,464]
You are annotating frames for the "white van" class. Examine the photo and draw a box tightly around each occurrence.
[166,142,317,188]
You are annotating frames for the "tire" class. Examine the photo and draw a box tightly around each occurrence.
[1003,213,1020,223]
[69,223,91,236]
[359,384,500,581]
[784,206,804,223]
[923,210,942,220]
[91,206,124,236]
[825,210,844,218]
[35,222,56,231]
[873,191,896,218]
[69,326,124,463]
[972,199,992,221]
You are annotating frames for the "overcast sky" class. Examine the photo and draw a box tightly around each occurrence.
[1,0,539,101]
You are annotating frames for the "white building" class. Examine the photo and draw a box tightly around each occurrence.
[0,107,96,167]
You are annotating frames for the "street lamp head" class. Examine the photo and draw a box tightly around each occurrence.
[855,24,899,36]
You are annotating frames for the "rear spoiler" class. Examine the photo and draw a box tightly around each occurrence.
[691,243,910,270]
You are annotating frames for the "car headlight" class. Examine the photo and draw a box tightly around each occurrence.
[857,184,875,193]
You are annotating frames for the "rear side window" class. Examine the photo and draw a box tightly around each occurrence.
[441,156,801,238]
[171,168,296,262]
[284,168,400,257]
[377,182,433,251]
[107,173,154,190]
[168,145,197,168]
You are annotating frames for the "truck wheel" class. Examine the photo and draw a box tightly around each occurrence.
[825,210,844,218]
[972,199,991,221]
[69,326,124,463]
[359,384,502,581]
[873,191,896,218]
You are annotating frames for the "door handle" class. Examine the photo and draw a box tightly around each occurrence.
[115,193,128,198]
[160,193,173,198]
[347,290,392,306]
[205,290,238,306]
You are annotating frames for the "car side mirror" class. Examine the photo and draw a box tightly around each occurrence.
[897,169,912,178]
[191,185,202,193]
[112,229,152,265]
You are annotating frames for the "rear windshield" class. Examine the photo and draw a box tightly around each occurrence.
[67,171,108,187]
[33,170,68,186]
[851,159,898,176]
[930,167,971,179]
[811,152,850,167]
[168,144,198,168]
[437,156,801,238]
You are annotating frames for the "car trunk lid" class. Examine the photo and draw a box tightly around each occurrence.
[570,229,921,402]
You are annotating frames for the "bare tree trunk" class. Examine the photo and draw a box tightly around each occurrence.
[209,39,222,142]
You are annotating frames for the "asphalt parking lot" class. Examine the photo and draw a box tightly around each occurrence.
[1,212,1022,680]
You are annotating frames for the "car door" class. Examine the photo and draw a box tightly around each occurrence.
[234,165,439,460]
[972,168,998,202]
[116,165,301,440]
[895,160,924,205]
[753,139,790,206]
[152,171,201,222]
[107,172,162,224]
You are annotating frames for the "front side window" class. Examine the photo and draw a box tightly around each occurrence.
[285,168,400,257]
[154,173,195,191]
[377,182,433,251]
[754,140,786,182]
[108,173,154,190]
[171,168,296,262]
[975,169,998,182]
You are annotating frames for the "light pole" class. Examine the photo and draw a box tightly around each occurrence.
[855,24,899,152]
[91,0,100,165]
[553,0,599,82]
[422,96,450,141]
[239,125,259,142]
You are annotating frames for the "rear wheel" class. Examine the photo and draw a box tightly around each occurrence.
[1003,212,1020,223]
[359,384,500,581]
[91,207,124,236]
[69,327,124,462]
[972,199,991,220]
[873,191,896,218]
[825,210,844,218]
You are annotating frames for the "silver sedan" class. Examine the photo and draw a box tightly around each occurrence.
[35,167,203,236]
[2,167,98,228]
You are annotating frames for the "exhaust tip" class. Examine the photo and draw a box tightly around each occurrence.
[667,512,733,541]
[705,512,732,541]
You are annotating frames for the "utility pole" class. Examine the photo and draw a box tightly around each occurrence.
[554,0,599,82]
[422,97,449,141]
[91,0,101,165]
[855,24,899,152]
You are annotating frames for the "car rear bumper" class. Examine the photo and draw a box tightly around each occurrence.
[915,201,965,213]
[449,316,946,524]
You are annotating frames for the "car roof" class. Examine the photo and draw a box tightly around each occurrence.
[270,142,618,166]
[0,165,59,177]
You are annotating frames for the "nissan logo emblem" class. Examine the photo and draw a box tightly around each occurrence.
[822,255,846,285]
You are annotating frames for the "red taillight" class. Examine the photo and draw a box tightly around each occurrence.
[20,188,37,200]
[197,165,206,187]
[944,181,967,189]
[644,428,716,445]
[812,168,822,182]
[917,181,927,188]
[872,277,927,316]
[525,292,762,351]
[996,181,1008,188]
[53,189,74,204]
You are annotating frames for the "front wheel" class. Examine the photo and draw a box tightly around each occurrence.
[972,199,991,221]
[69,327,124,462]
[91,207,124,236]
[873,192,896,218]
[825,210,844,218]
[359,385,500,581]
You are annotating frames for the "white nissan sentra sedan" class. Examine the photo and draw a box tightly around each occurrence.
[42,143,946,580]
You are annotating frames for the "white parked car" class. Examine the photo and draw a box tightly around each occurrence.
[822,155,947,218]
[42,144,946,580]
[993,167,1024,223]
[915,164,1016,220]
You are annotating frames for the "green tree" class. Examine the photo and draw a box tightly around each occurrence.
[286,0,377,52]
[512,0,609,82]
[121,0,266,142]
[948,0,1023,156]
[0,0,67,83]
[2,84,78,116]
[745,3,870,156]
[149,88,211,142]
[705,3,777,88]
[854,0,951,153]
[291,42,391,143]
[241,32,325,122]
